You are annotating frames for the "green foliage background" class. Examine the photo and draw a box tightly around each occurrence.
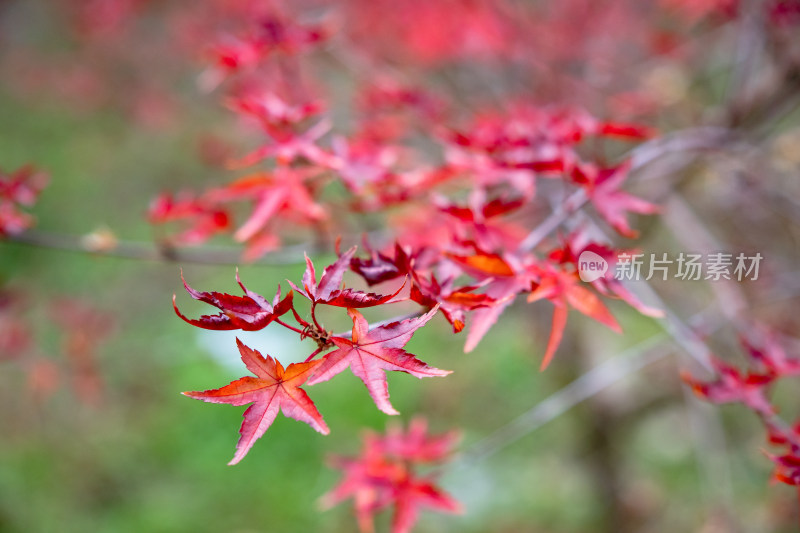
[1,4,798,533]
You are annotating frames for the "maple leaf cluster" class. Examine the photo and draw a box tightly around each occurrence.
[155,10,670,411]
[141,2,669,269]
[176,251,449,464]
[176,226,671,466]
[0,165,48,237]
[163,4,678,498]
[322,418,462,533]
[682,329,800,487]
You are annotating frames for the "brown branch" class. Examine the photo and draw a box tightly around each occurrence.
[2,229,323,266]
[516,126,740,253]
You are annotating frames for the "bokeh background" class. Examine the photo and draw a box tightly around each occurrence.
[2,1,800,532]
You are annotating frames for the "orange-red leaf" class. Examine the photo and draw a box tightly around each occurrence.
[540,300,568,371]
[184,338,329,464]
[446,251,514,277]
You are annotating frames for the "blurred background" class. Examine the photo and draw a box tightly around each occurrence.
[1,1,800,532]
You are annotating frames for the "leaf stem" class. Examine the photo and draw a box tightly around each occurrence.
[304,347,324,362]
[274,317,306,336]
[310,302,324,331]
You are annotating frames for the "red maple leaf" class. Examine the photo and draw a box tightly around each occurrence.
[203,170,327,251]
[551,236,664,318]
[0,164,48,236]
[289,247,405,308]
[436,189,528,250]
[741,332,800,378]
[184,338,329,465]
[574,161,659,238]
[322,450,396,532]
[681,356,775,415]
[173,271,293,331]
[390,476,462,533]
[228,92,324,139]
[379,417,460,464]
[147,191,230,245]
[231,117,337,168]
[307,307,449,415]
[445,248,529,353]
[527,265,622,370]
[200,13,329,89]
[410,272,495,333]
[766,451,800,486]
[322,418,461,533]
[595,121,656,140]
[350,241,413,286]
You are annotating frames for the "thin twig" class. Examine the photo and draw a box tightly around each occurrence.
[443,276,800,474]
[516,126,739,253]
[724,0,767,113]
[3,229,317,266]
[445,333,674,471]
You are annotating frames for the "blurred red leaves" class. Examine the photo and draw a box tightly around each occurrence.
[683,330,800,487]
[0,165,48,237]
[0,291,112,406]
[322,418,462,533]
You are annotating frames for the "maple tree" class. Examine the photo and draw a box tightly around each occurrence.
[2,0,800,531]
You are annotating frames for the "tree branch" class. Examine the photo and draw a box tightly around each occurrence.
[2,229,320,266]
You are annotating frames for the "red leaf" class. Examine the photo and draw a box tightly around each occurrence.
[410,273,495,333]
[445,250,515,278]
[564,284,621,333]
[381,417,460,464]
[147,191,230,245]
[184,338,329,465]
[463,277,524,353]
[174,271,292,331]
[391,477,463,533]
[580,162,659,238]
[766,451,800,486]
[204,169,327,250]
[527,267,621,369]
[324,284,407,308]
[742,332,800,378]
[0,164,49,236]
[351,241,412,286]
[323,418,461,533]
[681,357,775,415]
[290,248,405,308]
[307,307,449,415]
[597,121,656,140]
[540,300,568,371]
[556,237,664,317]
[290,247,356,302]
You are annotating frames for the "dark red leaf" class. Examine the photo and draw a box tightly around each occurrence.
[174,271,292,331]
